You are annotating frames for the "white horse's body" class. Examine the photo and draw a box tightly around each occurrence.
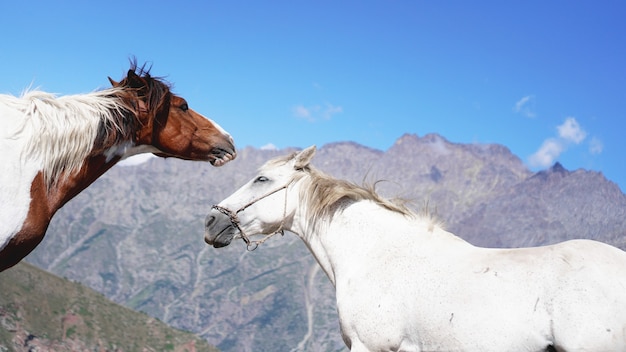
[205,146,626,352]
[312,201,626,351]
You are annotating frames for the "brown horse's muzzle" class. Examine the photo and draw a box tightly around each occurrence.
[208,138,236,167]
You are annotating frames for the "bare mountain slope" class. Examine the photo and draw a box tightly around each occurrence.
[457,162,626,248]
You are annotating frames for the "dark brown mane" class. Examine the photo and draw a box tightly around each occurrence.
[119,60,172,114]
[96,60,174,148]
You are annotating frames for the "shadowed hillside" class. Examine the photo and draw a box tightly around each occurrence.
[0,262,219,352]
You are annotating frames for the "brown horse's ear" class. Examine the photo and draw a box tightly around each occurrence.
[125,69,145,89]
[294,145,316,169]
[108,77,120,87]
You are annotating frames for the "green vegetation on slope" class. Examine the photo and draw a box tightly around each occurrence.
[0,262,218,352]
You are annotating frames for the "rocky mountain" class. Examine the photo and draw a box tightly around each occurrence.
[459,162,626,249]
[22,133,626,351]
[0,262,218,352]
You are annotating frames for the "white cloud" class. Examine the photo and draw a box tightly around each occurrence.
[322,104,343,119]
[513,95,536,118]
[292,103,343,122]
[527,117,591,169]
[528,138,564,168]
[293,105,312,120]
[589,137,604,155]
[260,143,278,151]
[514,96,531,111]
[557,117,586,144]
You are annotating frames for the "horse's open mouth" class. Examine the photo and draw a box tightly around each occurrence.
[210,148,236,167]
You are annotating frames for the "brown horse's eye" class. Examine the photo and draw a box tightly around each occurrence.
[179,102,189,112]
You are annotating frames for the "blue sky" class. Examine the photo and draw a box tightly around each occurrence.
[1,1,624,191]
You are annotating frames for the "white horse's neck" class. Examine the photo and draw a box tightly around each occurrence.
[290,199,460,287]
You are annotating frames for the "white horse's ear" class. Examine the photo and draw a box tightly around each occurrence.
[294,145,316,169]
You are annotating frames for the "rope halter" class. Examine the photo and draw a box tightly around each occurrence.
[211,180,293,251]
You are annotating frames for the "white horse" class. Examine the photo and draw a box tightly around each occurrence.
[205,145,626,352]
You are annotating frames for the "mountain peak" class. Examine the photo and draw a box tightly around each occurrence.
[550,162,568,174]
[531,161,571,181]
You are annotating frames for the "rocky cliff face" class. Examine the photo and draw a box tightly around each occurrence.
[457,162,626,249]
[25,134,626,351]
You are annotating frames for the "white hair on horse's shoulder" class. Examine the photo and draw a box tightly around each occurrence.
[11,88,131,188]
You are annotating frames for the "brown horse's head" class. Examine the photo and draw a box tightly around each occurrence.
[109,62,236,166]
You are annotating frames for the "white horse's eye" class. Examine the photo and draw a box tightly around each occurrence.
[254,176,269,183]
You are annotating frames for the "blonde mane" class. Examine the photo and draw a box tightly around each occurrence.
[299,166,416,222]
[259,152,415,223]
[5,88,133,188]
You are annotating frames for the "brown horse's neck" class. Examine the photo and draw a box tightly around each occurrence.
[49,154,122,210]
[0,153,122,272]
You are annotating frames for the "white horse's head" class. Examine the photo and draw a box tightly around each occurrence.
[205,145,316,248]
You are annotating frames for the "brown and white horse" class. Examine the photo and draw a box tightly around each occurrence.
[0,62,236,271]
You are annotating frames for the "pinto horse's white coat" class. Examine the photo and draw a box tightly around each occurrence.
[1,91,139,248]
[205,146,626,352]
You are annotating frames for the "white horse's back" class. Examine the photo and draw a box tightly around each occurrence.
[531,240,626,351]
[338,218,626,351]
